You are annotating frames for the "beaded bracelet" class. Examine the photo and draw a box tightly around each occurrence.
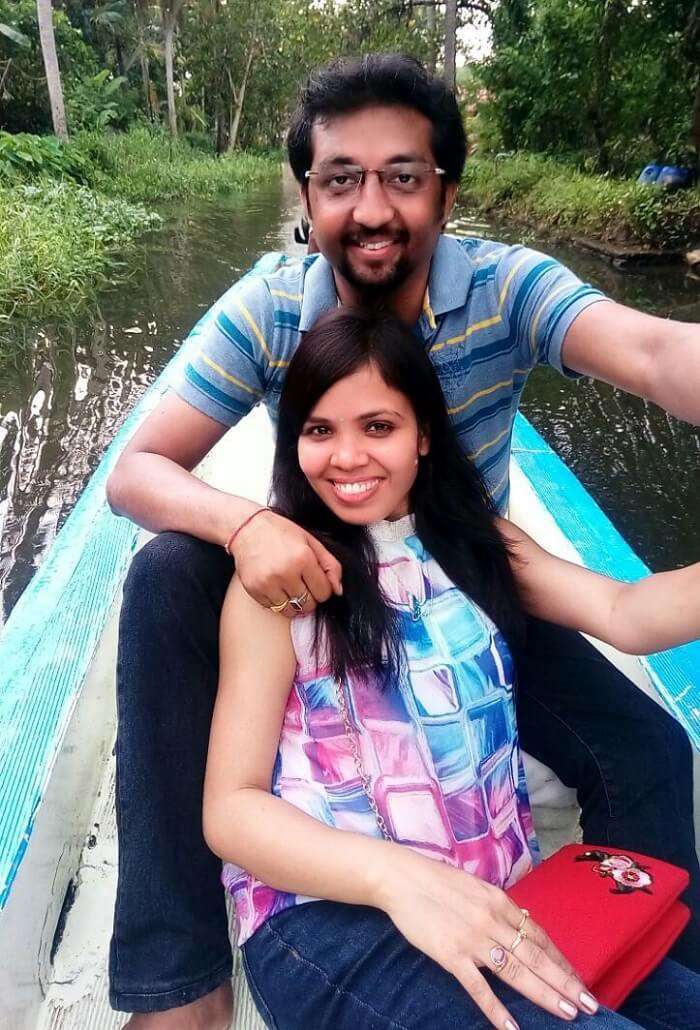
[224,506,271,557]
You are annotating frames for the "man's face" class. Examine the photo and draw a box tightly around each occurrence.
[302,105,457,306]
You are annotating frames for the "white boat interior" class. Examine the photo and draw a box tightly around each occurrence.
[1,253,699,1030]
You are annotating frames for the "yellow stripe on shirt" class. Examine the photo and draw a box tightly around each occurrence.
[199,352,262,397]
[529,282,572,355]
[447,370,529,416]
[432,252,533,354]
[232,298,290,369]
[270,289,303,302]
[468,425,510,462]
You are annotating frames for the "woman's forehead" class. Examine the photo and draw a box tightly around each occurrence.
[309,365,412,419]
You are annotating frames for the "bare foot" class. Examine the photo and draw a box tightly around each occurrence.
[124,980,233,1030]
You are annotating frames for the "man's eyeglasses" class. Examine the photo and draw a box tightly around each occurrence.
[304,162,445,198]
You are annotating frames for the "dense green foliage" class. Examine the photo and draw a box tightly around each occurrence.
[462,154,700,248]
[0,128,277,319]
[0,181,160,319]
[0,1,439,150]
[476,1,700,174]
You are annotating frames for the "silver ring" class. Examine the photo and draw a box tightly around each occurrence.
[490,945,507,970]
[288,590,309,613]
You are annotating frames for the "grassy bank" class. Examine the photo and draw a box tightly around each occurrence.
[0,129,278,321]
[460,154,700,250]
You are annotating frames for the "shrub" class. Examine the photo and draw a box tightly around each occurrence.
[460,153,700,249]
[0,131,89,181]
[0,181,161,320]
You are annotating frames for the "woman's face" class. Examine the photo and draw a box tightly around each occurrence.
[298,362,429,524]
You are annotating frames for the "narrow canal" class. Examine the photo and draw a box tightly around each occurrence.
[0,170,698,623]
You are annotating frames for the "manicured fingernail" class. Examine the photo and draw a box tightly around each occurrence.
[505,1020,519,1030]
[559,1000,578,1018]
[580,992,599,1013]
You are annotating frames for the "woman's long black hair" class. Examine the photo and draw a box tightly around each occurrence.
[272,308,524,687]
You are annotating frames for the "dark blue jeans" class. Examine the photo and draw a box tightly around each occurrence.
[242,901,700,1029]
[109,532,700,1012]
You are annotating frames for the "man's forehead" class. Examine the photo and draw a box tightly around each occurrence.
[309,105,434,165]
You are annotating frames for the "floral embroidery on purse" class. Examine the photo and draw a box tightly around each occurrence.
[575,850,654,895]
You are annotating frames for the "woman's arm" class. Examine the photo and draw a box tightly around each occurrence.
[205,576,595,1028]
[203,574,399,906]
[499,518,700,654]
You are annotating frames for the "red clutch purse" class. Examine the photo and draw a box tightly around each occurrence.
[507,843,690,1009]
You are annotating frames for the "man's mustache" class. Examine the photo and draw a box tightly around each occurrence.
[342,228,410,247]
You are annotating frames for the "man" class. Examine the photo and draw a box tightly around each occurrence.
[106,54,700,1028]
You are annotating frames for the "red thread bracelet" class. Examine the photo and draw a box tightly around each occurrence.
[224,506,270,556]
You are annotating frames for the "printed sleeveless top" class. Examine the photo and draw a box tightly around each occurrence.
[223,515,538,944]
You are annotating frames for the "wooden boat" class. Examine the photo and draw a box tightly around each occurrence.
[1,251,699,1030]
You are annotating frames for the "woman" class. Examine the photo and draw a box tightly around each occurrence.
[203,309,700,1030]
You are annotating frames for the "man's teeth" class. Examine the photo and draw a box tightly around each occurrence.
[359,240,393,250]
[334,479,379,495]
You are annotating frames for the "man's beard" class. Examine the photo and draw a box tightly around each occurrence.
[336,242,413,310]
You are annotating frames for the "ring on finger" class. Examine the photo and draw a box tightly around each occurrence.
[489,945,508,971]
[517,908,529,933]
[288,589,309,613]
[268,597,289,613]
[509,928,528,953]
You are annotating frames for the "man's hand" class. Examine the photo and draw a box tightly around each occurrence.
[231,508,343,617]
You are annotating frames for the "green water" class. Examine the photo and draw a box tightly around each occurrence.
[0,178,698,623]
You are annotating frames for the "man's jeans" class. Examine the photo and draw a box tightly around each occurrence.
[109,532,700,1012]
[242,901,700,1029]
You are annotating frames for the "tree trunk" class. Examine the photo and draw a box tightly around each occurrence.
[444,0,458,93]
[692,71,700,172]
[227,44,255,153]
[114,34,125,77]
[164,19,177,136]
[36,0,68,140]
[162,0,185,138]
[133,0,153,121]
[425,0,437,74]
[587,0,625,172]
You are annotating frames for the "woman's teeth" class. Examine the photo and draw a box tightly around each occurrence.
[333,479,380,496]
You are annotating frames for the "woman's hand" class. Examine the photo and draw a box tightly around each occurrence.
[231,508,343,617]
[378,847,598,1030]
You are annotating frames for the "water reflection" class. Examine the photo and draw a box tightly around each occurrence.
[0,172,305,623]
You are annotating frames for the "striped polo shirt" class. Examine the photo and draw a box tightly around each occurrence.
[176,235,607,511]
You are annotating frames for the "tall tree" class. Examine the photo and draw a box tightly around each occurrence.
[444,0,458,90]
[36,0,67,139]
[160,0,185,136]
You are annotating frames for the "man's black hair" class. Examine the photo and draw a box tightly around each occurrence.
[287,53,467,186]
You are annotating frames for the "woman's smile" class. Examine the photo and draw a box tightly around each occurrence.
[329,476,384,504]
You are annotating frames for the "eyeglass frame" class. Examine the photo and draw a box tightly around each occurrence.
[304,162,446,197]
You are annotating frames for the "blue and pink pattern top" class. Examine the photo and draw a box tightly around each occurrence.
[223,515,538,944]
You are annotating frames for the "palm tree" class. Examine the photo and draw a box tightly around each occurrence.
[36,0,68,139]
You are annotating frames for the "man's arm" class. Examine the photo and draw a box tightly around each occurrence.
[562,300,700,424]
[106,391,343,608]
[106,391,259,546]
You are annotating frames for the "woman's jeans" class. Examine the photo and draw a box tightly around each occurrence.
[242,901,700,1030]
[108,533,700,1012]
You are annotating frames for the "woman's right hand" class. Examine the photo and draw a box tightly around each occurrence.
[378,847,599,1030]
[231,508,343,617]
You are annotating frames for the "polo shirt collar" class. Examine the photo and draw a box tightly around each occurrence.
[424,235,471,320]
[298,234,472,331]
[298,254,338,331]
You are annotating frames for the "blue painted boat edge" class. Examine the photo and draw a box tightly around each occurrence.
[512,412,700,751]
[0,254,288,912]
